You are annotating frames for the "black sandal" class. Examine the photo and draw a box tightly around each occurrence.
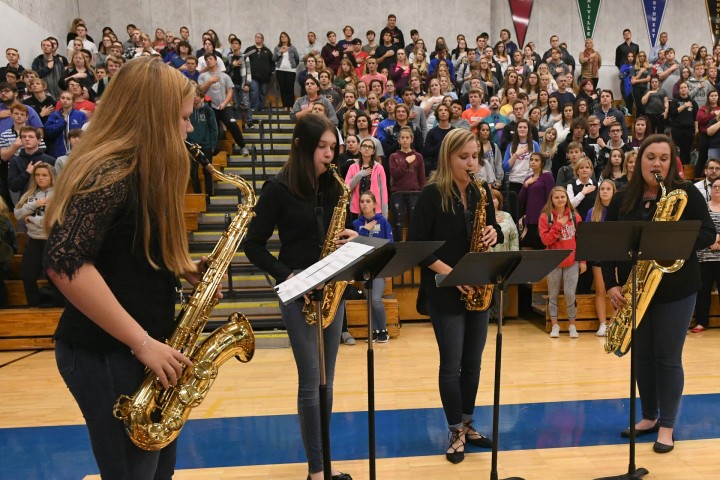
[446,428,465,464]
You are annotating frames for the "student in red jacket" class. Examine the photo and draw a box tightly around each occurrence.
[539,186,586,338]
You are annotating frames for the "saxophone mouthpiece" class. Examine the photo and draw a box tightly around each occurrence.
[654,173,663,183]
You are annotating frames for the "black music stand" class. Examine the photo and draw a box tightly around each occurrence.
[576,221,700,480]
[437,249,572,480]
[334,238,444,480]
[276,239,385,480]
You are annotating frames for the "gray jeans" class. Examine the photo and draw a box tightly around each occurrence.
[547,262,579,320]
[280,298,344,474]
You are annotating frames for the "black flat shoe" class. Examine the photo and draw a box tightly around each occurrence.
[620,423,659,438]
[653,441,674,453]
[464,420,493,448]
[306,474,353,480]
[445,429,465,464]
[465,430,493,448]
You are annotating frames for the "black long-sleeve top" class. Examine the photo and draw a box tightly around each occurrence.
[407,181,503,314]
[600,182,716,304]
[669,96,698,130]
[243,174,352,284]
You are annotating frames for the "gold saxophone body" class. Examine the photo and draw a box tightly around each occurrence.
[302,164,351,328]
[113,142,256,450]
[461,172,495,311]
[605,174,688,357]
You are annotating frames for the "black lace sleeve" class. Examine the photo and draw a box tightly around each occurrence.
[44,177,130,279]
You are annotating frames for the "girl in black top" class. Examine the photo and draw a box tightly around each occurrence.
[44,57,201,479]
[244,114,357,480]
[602,134,715,454]
[407,128,502,464]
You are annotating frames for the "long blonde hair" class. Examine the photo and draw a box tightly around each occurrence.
[428,128,477,212]
[16,162,55,209]
[590,179,616,222]
[45,57,195,275]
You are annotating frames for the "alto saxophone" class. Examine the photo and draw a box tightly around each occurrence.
[302,163,350,328]
[605,174,687,357]
[113,142,256,450]
[461,172,495,311]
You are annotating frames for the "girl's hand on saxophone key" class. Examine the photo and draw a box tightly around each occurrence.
[481,225,498,247]
[607,286,627,310]
[132,334,193,389]
[335,228,359,246]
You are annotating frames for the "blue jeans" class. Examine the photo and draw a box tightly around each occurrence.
[55,339,177,480]
[635,294,695,428]
[249,79,269,111]
[426,302,490,430]
[280,298,344,474]
[369,277,387,331]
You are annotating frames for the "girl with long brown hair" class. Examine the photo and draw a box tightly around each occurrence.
[45,57,200,478]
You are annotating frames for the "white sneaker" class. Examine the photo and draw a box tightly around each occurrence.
[550,324,560,338]
[596,323,607,337]
[569,325,579,338]
[240,146,250,156]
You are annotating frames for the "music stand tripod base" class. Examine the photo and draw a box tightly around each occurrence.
[594,467,649,480]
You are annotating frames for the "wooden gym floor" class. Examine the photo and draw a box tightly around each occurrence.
[1,319,719,479]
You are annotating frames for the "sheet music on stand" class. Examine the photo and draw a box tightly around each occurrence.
[274,240,378,304]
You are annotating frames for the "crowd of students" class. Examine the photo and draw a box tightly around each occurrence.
[3,17,720,324]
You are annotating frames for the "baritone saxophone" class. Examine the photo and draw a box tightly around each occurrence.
[113,142,256,450]
[604,174,687,357]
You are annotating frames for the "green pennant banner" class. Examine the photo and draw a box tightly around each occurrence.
[577,0,603,39]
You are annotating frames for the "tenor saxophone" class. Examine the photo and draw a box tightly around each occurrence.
[302,163,351,328]
[461,172,495,311]
[604,174,687,357]
[113,142,256,450]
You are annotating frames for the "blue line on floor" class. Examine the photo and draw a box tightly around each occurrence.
[2,393,719,479]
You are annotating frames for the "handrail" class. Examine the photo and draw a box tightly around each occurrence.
[250,145,258,191]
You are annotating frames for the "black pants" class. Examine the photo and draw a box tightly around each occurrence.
[275,70,296,108]
[632,87,646,116]
[21,237,45,306]
[695,133,710,178]
[0,161,13,209]
[672,128,695,165]
[635,294,695,428]
[190,146,214,196]
[55,340,178,479]
[623,92,634,116]
[212,106,245,149]
[426,301,489,429]
[647,113,666,134]
[696,261,720,327]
